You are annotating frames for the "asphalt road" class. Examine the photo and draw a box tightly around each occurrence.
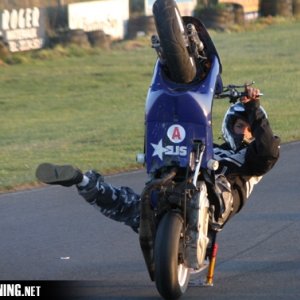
[0,142,300,299]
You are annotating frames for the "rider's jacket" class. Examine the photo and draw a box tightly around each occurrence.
[213,99,281,213]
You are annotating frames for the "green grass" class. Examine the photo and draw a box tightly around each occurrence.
[0,19,300,192]
[211,20,300,142]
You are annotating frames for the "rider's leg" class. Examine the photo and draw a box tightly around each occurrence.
[36,163,141,231]
[77,170,141,230]
[214,174,234,228]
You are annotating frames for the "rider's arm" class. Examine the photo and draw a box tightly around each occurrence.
[242,95,281,176]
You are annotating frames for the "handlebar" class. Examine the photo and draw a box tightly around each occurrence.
[215,81,263,104]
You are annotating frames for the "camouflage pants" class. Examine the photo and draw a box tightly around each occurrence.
[77,170,141,231]
[77,171,234,231]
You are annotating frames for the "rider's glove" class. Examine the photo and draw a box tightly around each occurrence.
[240,83,260,103]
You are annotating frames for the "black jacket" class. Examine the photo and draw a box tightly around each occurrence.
[213,99,280,214]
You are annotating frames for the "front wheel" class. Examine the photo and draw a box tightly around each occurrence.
[153,0,197,83]
[154,211,190,299]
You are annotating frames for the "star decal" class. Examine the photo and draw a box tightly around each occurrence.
[151,139,167,160]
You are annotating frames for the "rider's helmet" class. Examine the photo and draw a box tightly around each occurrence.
[221,102,267,151]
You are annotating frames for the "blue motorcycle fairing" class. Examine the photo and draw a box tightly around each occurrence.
[144,55,221,173]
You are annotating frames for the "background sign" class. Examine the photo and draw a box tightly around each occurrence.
[219,0,259,20]
[68,0,129,39]
[0,7,45,52]
[145,0,197,16]
[219,0,259,13]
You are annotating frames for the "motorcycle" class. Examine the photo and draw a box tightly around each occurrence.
[136,1,255,298]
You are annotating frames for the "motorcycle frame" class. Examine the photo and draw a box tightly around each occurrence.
[139,16,223,282]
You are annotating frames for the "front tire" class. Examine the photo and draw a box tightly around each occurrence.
[153,0,197,83]
[154,211,190,299]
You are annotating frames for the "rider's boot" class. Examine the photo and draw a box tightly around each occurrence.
[36,163,84,187]
[215,174,233,228]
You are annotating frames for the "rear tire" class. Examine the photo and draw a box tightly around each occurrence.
[153,0,197,83]
[154,211,190,299]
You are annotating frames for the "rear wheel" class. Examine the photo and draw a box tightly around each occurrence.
[154,211,190,299]
[153,0,197,83]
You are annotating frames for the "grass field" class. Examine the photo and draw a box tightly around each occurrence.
[0,19,299,192]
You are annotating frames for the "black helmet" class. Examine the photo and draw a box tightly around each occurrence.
[221,102,267,151]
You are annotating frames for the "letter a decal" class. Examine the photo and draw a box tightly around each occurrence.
[172,126,181,140]
[167,124,186,144]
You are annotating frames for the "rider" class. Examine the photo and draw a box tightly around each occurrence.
[36,87,280,232]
